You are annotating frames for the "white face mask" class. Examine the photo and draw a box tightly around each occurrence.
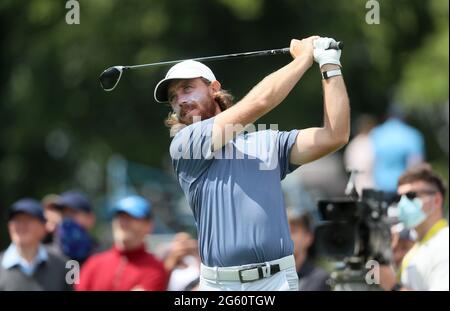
[397,195,427,229]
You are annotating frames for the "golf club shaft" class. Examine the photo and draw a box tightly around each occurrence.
[124,41,343,70]
[124,48,291,70]
[99,41,343,91]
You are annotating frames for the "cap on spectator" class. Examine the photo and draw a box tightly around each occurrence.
[55,191,92,213]
[112,195,152,219]
[9,198,46,223]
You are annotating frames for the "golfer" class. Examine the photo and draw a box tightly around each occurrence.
[154,36,350,290]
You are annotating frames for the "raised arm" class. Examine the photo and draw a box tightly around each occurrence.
[290,38,350,165]
[211,36,319,151]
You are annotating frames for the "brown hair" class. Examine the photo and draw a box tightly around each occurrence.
[398,163,447,200]
[164,78,234,136]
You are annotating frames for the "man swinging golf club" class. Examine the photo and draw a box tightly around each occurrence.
[154,36,350,291]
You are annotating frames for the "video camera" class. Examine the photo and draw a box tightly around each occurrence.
[314,189,395,266]
[311,171,399,290]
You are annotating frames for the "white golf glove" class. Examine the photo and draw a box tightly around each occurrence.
[313,37,341,68]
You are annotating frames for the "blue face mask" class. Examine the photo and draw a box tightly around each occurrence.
[397,195,426,229]
[56,218,94,262]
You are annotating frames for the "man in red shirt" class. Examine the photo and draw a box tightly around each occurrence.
[75,195,168,291]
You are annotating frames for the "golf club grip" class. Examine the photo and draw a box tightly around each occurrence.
[328,41,344,50]
[244,41,344,60]
[279,41,344,54]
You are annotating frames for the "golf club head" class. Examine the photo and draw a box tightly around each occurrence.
[99,66,124,91]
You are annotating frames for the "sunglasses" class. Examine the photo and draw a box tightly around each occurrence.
[393,190,436,203]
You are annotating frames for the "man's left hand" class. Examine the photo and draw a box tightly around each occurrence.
[313,37,342,69]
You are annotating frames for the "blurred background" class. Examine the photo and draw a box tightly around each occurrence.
[0,0,448,248]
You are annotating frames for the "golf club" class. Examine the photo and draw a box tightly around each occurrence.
[99,41,343,91]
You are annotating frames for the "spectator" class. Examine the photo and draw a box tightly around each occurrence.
[344,114,377,195]
[41,194,63,242]
[162,232,200,291]
[0,198,71,291]
[76,195,168,291]
[50,191,98,264]
[287,209,330,291]
[379,164,448,290]
[370,104,425,193]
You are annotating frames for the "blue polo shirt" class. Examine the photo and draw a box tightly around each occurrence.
[370,118,425,192]
[170,117,300,267]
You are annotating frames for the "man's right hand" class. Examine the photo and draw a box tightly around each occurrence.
[290,36,319,67]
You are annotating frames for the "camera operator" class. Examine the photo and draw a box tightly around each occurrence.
[379,163,449,291]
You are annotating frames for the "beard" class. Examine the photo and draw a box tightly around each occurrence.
[179,96,217,125]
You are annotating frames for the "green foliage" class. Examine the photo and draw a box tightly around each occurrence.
[395,0,449,109]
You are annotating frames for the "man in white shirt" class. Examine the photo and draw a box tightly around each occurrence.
[379,163,449,291]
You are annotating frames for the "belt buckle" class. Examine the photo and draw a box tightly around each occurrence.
[238,264,265,283]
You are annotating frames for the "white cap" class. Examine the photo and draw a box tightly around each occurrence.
[154,60,216,103]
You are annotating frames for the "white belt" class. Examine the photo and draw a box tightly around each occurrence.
[200,255,295,283]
